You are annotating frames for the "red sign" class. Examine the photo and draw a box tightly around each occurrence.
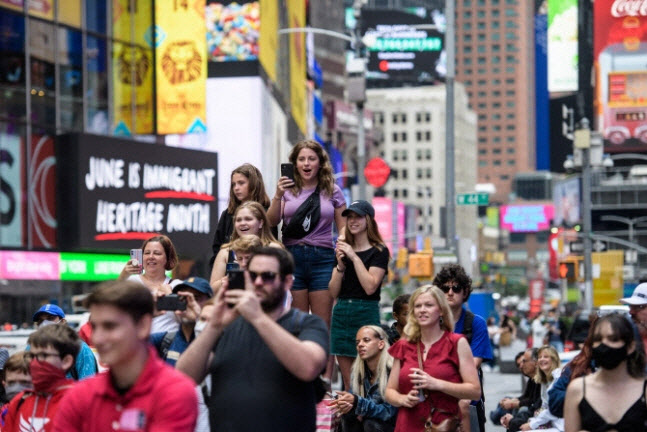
[529,279,545,318]
[364,157,391,188]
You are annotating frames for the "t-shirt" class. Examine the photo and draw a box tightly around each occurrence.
[338,246,390,301]
[150,329,193,367]
[454,307,493,361]
[208,309,329,432]
[282,183,345,248]
[128,274,180,333]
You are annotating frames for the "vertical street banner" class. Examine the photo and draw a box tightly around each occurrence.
[547,0,578,92]
[287,0,306,135]
[259,0,278,82]
[0,133,23,247]
[594,0,647,152]
[155,0,207,134]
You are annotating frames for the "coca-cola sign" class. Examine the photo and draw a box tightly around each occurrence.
[611,0,647,17]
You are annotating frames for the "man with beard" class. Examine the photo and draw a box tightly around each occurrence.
[620,282,647,354]
[177,247,329,432]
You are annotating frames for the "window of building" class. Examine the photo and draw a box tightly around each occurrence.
[393,189,399,198]
[506,101,515,108]
[479,160,487,166]
[465,68,473,75]
[464,11,472,18]
[464,57,473,65]
[416,131,422,141]
[402,169,408,179]
[425,131,431,140]
[425,112,431,122]
[500,174,509,180]
[401,150,407,161]
[478,137,487,143]
[416,149,422,160]
[401,132,407,141]
[507,147,515,154]
[426,168,432,178]
[392,150,399,160]
[492,33,500,40]
[478,125,487,131]
[477,11,485,18]
[493,148,502,154]
[479,149,487,155]
[478,33,486,41]
[401,113,407,123]
[416,112,421,123]
[492,20,500,29]
[492,67,500,74]
[507,160,515,165]
[425,149,431,160]
[492,90,501,97]
[402,189,408,198]
[392,132,398,142]
[505,31,515,39]
[492,56,501,64]
[492,113,501,120]
[392,113,398,123]
[492,9,500,17]
[493,160,502,166]
[507,136,515,142]
[463,22,472,30]
[477,21,486,29]
[417,168,423,179]
[493,125,501,131]
[510,233,526,243]
[506,124,515,130]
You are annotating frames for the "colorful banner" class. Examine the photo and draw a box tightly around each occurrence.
[206,1,259,61]
[547,0,578,92]
[58,0,81,27]
[112,0,154,135]
[0,251,59,280]
[594,0,647,152]
[259,0,278,82]
[29,135,57,248]
[287,0,306,135]
[372,197,393,253]
[155,0,207,134]
[28,0,54,20]
[0,133,23,247]
[500,205,555,233]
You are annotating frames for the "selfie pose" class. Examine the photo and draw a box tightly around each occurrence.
[267,139,346,324]
[329,200,389,389]
[118,234,181,333]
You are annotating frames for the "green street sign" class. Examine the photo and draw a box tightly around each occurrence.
[456,192,489,206]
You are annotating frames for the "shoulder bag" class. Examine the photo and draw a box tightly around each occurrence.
[417,341,462,432]
[282,186,321,240]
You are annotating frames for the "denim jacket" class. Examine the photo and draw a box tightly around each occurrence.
[352,373,398,423]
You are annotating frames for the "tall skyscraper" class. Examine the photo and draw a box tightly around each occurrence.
[455,0,535,204]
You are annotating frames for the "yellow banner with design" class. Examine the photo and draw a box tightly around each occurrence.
[155,0,207,134]
[258,0,278,83]
[287,0,306,136]
[112,0,154,135]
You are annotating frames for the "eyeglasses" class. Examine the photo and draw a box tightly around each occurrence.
[24,351,61,362]
[248,271,278,283]
[440,284,463,294]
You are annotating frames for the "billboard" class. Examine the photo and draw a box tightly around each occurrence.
[0,133,22,247]
[206,1,259,61]
[547,0,579,92]
[56,133,218,256]
[500,205,555,233]
[155,0,207,134]
[553,176,581,227]
[258,0,278,82]
[360,8,445,85]
[594,0,647,152]
[287,0,307,135]
[536,2,549,170]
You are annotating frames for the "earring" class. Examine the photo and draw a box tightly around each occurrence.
[439,316,444,327]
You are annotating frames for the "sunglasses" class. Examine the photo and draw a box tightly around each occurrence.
[629,304,647,311]
[248,271,278,283]
[440,284,463,294]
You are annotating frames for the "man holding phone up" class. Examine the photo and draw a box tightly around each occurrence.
[177,247,329,432]
[150,277,213,366]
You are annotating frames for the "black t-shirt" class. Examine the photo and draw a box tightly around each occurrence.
[208,309,329,432]
[338,246,390,301]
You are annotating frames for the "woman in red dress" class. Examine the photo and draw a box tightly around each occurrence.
[385,285,480,431]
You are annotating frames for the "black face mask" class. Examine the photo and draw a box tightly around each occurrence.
[592,343,628,370]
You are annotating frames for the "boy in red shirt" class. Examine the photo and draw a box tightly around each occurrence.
[3,325,79,432]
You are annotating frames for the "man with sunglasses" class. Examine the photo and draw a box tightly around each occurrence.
[620,282,647,354]
[177,247,329,432]
[433,264,492,432]
[3,324,79,432]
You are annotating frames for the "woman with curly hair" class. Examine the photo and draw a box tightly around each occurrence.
[267,140,346,325]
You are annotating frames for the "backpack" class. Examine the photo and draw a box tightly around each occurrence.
[282,186,321,240]
[461,310,487,432]
[157,331,177,360]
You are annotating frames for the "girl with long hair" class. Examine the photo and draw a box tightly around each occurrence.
[519,345,562,431]
[564,313,647,432]
[210,201,281,291]
[209,164,272,266]
[329,200,389,389]
[330,325,397,432]
[385,285,480,432]
[267,139,346,326]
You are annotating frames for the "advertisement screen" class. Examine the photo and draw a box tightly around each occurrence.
[207,1,259,62]
[56,133,218,256]
[594,0,647,152]
[547,0,578,92]
[360,8,445,85]
[553,177,581,227]
[500,205,555,233]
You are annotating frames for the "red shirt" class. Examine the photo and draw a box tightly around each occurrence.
[3,382,74,432]
[52,346,197,432]
[388,332,464,432]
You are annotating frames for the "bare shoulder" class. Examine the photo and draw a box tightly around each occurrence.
[566,375,584,400]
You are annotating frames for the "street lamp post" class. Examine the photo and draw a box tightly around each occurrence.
[445,0,456,253]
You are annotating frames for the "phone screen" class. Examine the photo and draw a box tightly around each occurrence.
[227,269,245,290]
[130,249,143,273]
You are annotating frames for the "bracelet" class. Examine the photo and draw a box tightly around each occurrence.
[272,196,282,201]
[336,265,345,273]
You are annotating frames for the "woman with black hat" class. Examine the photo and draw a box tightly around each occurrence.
[330,200,390,390]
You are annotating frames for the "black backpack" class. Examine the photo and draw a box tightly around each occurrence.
[282,186,321,240]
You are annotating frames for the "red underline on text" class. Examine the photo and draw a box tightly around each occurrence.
[95,232,159,241]
[144,191,215,201]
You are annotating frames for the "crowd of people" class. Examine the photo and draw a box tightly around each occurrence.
[1,141,646,431]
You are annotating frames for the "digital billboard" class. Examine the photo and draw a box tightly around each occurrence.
[360,8,445,85]
[206,1,259,62]
[547,0,578,92]
[500,205,555,233]
[594,0,647,152]
[553,177,581,227]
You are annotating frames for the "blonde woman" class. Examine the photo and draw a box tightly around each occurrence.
[329,325,397,432]
[210,202,281,292]
[385,285,480,432]
[519,345,562,431]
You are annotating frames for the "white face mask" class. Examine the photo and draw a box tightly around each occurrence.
[194,321,207,337]
[38,319,59,328]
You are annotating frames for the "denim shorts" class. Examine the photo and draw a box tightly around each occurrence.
[287,244,335,292]
[331,298,380,357]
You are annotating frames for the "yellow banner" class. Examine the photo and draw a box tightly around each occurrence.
[112,0,154,135]
[58,0,81,27]
[28,0,54,20]
[287,0,306,135]
[592,250,624,307]
[155,0,207,134]
[258,0,278,83]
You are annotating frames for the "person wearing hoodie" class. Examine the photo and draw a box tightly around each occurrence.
[2,324,79,432]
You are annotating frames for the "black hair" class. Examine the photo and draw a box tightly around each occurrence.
[392,294,411,315]
[248,247,295,280]
[432,264,473,301]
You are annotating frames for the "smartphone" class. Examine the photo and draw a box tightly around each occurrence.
[280,163,294,181]
[130,249,143,273]
[227,268,245,290]
[226,262,240,273]
[156,294,187,311]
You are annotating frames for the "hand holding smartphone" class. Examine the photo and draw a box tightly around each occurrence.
[156,294,187,311]
[130,249,143,274]
[280,163,294,181]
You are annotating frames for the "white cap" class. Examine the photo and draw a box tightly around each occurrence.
[620,283,647,306]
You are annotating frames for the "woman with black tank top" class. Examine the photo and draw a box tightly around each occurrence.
[564,313,647,432]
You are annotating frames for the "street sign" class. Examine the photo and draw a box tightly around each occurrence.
[569,240,584,253]
[456,192,488,206]
[593,241,606,252]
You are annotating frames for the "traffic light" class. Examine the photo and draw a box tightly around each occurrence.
[558,258,580,281]
[408,254,433,278]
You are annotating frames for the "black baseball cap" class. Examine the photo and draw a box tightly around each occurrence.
[342,200,375,218]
